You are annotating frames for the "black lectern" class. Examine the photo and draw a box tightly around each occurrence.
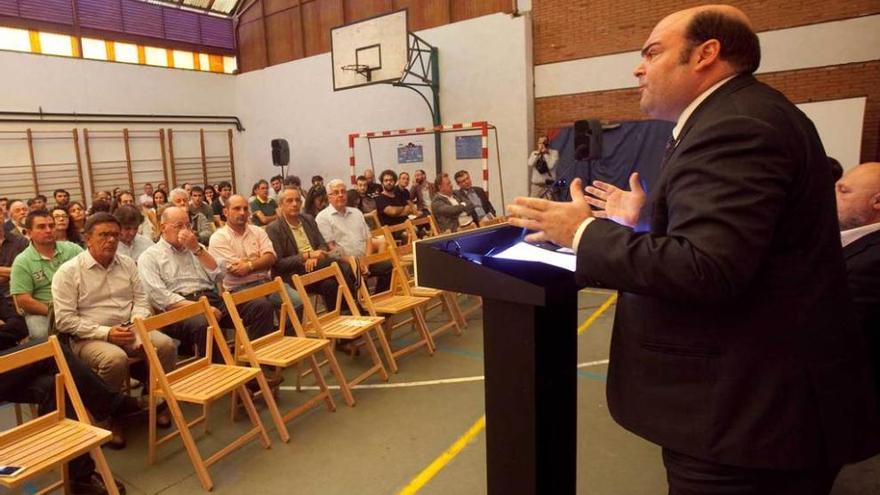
[414,225,578,495]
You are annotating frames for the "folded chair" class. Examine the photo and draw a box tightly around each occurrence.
[388,241,464,340]
[0,336,119,495]
[358,250,434,373]
[292,263,388,405]
[133,297,275,491]
[223,277,346,424]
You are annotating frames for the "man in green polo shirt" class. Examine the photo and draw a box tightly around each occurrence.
[11,210,83,338]
[250,179,277,226]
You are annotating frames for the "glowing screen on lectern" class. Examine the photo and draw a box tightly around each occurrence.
[492,241,576,272]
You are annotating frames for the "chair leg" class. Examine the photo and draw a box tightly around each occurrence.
[236,385,272,449]
[170,396,215,491]
[308,355,336,412]
[203,402,211,434]
[322,348,355,407]
[413,308,436,354]
[254,372,291,443]
[90,447,120,495]
[62,458,70,493]
[363,329,391,380]
[13,403,22,425]
[374,323,398,374]
[148,389,157,465]
[229,387,239,422]
[442,293,464,336]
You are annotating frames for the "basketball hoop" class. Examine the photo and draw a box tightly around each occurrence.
[341,64,375,82]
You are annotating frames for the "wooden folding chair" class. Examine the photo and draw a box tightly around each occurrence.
[389,242,465,336]
[381,220,413,247]
[480,215,507,227]
[0,336,119,495]
[363,210,381,230]
[358,250,434,373]
[223,277,350,418]
[133,298,275,491]
[411,214,440,238]
[292,263,388,404]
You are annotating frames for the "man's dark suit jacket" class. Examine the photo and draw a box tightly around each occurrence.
[455,187,495,223]
[578,74,879,469]
[843,228,880,395]
[265,215,329,280]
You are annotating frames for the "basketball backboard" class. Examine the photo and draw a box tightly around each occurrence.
[331,10,408,91]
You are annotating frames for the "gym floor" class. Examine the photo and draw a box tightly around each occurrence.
[2,290,878,494]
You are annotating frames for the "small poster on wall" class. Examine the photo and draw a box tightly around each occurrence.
[455,135,482,159]
[397,143,423,164]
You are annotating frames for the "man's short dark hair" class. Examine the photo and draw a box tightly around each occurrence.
[24,209,50,229]
[828,156,843,183]
[53,189,69,197]
[380,169,397,182]
[113,205,143,228]
[83,212,120,235]
[283,175,301,187]
[453,170,469,181]
[434,173,450,190]
[256,179,268,188]
[89,199,112,215]
[311,175,323,183]
[218,181,232,191]
[682,10,760,74]
[356,175,367,182]
[270,174,283,182]
[191,186,204,194]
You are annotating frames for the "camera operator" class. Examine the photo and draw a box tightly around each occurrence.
[528,136,559,197]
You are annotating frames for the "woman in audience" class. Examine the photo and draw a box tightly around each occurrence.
[152,189,168,214]
[204,184,218,208]
[304,185,329,217]
[68,201,86,234]
[51,206,83,246]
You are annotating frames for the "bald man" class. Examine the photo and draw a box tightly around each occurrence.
[509,6,878,493]
[837,162,880,400]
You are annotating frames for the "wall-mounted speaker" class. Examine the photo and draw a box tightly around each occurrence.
[271,138,290,166]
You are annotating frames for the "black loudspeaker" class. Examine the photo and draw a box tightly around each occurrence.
[574,120,603,161]
[271,138,290,166]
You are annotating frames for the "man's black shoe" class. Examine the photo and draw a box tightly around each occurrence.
[70,472,126,495]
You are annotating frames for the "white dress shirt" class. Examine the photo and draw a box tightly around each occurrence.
[841,222,880,247]
[138,238,223,311]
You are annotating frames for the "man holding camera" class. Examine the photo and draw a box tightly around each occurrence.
[528,135,559,197]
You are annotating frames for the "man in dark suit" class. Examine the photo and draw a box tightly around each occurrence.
[509,6,879,494]
[266,188,358,312]
[836,162,880,395]
[453,170,495,225]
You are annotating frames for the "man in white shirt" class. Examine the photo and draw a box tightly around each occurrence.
[114,205,154,262]
[139,182,154,208]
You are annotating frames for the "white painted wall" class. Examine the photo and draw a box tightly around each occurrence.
[235,12,533,211]
[797,97,866,170]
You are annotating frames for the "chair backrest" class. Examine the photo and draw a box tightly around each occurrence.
[363,210,381,230]
[357,249,412,311]
[134,297,233,384]
[388,243,417,291]
[222,278,306,361]
[0,336,91,425]
[291,263,363,337]
[480,216,507,227]
[381,220,414,247]
[411,215,440,238]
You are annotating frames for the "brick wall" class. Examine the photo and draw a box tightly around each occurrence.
[536,61,880,163]
[534,0,880,65]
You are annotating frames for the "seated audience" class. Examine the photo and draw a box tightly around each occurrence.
[11,210,83,338]
[157,181,167,193]
[362,168,382,196]
[376,169,417,227]
[835,161,880,394]
[432,173,475,233]
[139,182,154,208]
[0,198,7,212]
[213,180,233,222]
[5,200,28,237]
[68,200,86,235]
[304,184,328,218]
[52,212,177,440]
[169,188,212,245]
[454,170,496,225]
[283,175,302,190]
[317,180,391,292]
[397,172,412,200]
[53,188,70,209]
[209,195,301,312]
[250,179,278,226]
[203,185,220,225]
[139,206,274,353]
[114,206,154,262]
[267,189,357,310]
[28,194,47,212]
[51,205,83,246]
[268,174,283,201]
[347,175,377,214]
[151,189,168,215]
[181,183,192,197]
[87,198,112,216]
[410,169,434,214]
[0,206,29,337]
[93,190,112,204]
[189,186,215,224]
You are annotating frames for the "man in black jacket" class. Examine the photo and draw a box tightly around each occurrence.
[453,170,495,225]
[836,161,880,395]
[266,188,358,311]
[509,5,878,494]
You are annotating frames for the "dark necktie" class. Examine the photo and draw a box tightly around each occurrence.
[660,136,678,168]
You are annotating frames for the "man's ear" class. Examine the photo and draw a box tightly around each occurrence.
[871,192,880,211]
[693,39,721,71]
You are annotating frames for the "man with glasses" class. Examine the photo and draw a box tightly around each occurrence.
[10,210,83,338]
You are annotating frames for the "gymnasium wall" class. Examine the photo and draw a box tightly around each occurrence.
[533,2,880,168]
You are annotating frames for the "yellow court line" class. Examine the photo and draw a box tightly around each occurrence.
[398,292,618,494]
[397,415,487,495]
[578,292,617,335]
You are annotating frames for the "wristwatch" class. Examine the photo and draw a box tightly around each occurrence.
[193,245,204,255]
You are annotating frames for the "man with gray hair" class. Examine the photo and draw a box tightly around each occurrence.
[169,187,213,245]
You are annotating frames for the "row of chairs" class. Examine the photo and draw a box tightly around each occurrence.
[0,214,493,493]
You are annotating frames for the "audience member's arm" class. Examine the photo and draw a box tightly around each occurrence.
[0,267,11,281]
[10,262,47,315]
[51,264,111,340]
[244,228,278,274]
[13,293,48,316]
[431,197,469,217]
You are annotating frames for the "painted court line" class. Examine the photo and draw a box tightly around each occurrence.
[396,293,617,494]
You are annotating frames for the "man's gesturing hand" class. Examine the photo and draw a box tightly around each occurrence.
[584,172,645,228]
[507,178,592,248]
